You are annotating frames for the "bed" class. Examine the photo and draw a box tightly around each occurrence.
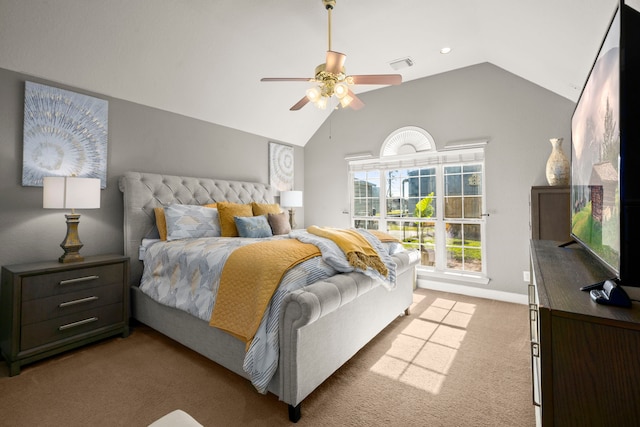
[119,171,419,422]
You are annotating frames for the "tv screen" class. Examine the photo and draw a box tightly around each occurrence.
[570,1,640,286]
[570,5,621,276]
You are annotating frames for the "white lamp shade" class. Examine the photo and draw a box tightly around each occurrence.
[43,176,101,209]
[280,191,303,208]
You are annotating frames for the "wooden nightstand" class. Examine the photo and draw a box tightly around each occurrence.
[0,254,130,376]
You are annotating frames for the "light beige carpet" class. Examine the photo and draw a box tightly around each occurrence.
[0,289,535,426]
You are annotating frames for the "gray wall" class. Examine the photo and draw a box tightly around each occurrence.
[304,63,575,296]
[1,63,574,298]
[0,67,304,267]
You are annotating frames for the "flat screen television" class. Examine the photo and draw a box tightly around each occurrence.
[570,0,640,287]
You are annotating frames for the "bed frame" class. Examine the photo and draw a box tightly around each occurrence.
[119,171,418,422]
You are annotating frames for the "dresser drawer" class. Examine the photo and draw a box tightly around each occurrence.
[20,303,124,351]
[21,282,123,326]
[21,263,124,301]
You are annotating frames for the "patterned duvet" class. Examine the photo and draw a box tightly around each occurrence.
[139,230,398,393]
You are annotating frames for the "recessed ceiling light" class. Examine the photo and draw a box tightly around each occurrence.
[440,47,452,54]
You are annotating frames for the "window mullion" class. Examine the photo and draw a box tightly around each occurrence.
[434,164,447,271]
[379,169,387,231]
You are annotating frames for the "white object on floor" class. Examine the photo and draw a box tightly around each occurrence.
[148,409,203,427]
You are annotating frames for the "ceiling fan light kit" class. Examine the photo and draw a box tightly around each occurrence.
[260,0,401,111]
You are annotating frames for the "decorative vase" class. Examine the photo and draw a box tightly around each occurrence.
[545,138,569,186]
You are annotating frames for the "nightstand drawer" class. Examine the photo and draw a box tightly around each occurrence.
[21,282,123,326]
[1,255,129,376]
[20,303,124,351]
[22,263,124,301]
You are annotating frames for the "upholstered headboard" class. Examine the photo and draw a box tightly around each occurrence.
[119,171,276,285]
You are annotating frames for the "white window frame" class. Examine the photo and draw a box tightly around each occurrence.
[348,143,488,284]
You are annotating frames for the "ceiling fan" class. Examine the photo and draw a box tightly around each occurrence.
[260,0,402,111]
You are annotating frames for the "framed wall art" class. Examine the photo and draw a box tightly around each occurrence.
[269,142,294,192]
[22,81,109,188]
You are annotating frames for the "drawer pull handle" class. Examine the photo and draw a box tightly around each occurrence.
[58,317,98,331]
[531,341,540,358]
[530,342,541,407]
[528,283,536,304]
[59,275,99,286]
[59,296,99,308]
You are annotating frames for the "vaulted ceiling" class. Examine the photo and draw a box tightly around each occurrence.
[0,0,623,146]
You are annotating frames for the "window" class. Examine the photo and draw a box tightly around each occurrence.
[348,128,487,279]
[353,170,380,230]
[443,164,484,273]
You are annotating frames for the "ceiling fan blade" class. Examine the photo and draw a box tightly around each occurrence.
[346,90,364,110]
[261,77,313,82]
[350,74,402,85]
[325,50,347,74]
[290,96,310,111]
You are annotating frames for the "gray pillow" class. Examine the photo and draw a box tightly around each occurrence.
[235,215,273,238]
[164,204,221,240]
[268,211,291,235]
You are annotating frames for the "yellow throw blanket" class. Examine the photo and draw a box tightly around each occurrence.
[209,239,320,348]
[307,225,388,278]
[368,229,401,243]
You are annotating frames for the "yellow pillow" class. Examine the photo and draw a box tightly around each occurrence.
[217,202,253,237]
[203,203,217,209]
[154,207,168,241]
[251,202,281,216]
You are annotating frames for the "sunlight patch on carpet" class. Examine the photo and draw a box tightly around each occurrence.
[370,297,475,394]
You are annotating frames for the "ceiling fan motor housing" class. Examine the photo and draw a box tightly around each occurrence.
[313,63,347,97]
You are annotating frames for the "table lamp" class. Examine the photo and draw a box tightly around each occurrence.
[280,191,303,229]
[43,176,101,263]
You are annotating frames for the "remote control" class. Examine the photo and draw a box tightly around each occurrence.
[580,280,606,291]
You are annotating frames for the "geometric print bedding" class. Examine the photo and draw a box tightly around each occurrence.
[164,204,221,240]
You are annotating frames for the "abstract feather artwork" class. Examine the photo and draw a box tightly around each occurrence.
[22,81,109,188]
[269,142,294,192]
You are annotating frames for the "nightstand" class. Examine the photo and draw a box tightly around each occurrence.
[0,254,130,376]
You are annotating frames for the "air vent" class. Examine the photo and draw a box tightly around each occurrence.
[389,57,414,70]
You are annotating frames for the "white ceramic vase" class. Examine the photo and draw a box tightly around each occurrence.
[545,138,569,186]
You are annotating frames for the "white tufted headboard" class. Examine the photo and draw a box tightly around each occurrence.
[118,171,276,285]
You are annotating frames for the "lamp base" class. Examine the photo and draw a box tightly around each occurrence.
[288,208,296,230]
[59,213,84,263]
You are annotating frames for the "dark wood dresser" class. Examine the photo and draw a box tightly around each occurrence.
[0,254,129,376]
[529,240,640,426]
[530,186,570,241]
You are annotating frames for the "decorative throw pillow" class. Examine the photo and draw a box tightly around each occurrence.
[234,215,273,238]
[154,203,217,240]
[164,204,221,240]
[154,207,168,240]
[251,202,281,216]
[268,211,291,235]
[217,202,253,237]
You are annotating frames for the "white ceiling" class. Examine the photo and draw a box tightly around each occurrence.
[0,0,621,146]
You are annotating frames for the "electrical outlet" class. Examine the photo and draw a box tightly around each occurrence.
[523,271,530,283]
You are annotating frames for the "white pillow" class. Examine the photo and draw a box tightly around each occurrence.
[164,204,221,240]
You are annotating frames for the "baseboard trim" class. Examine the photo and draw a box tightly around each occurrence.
[416,278,528,305]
